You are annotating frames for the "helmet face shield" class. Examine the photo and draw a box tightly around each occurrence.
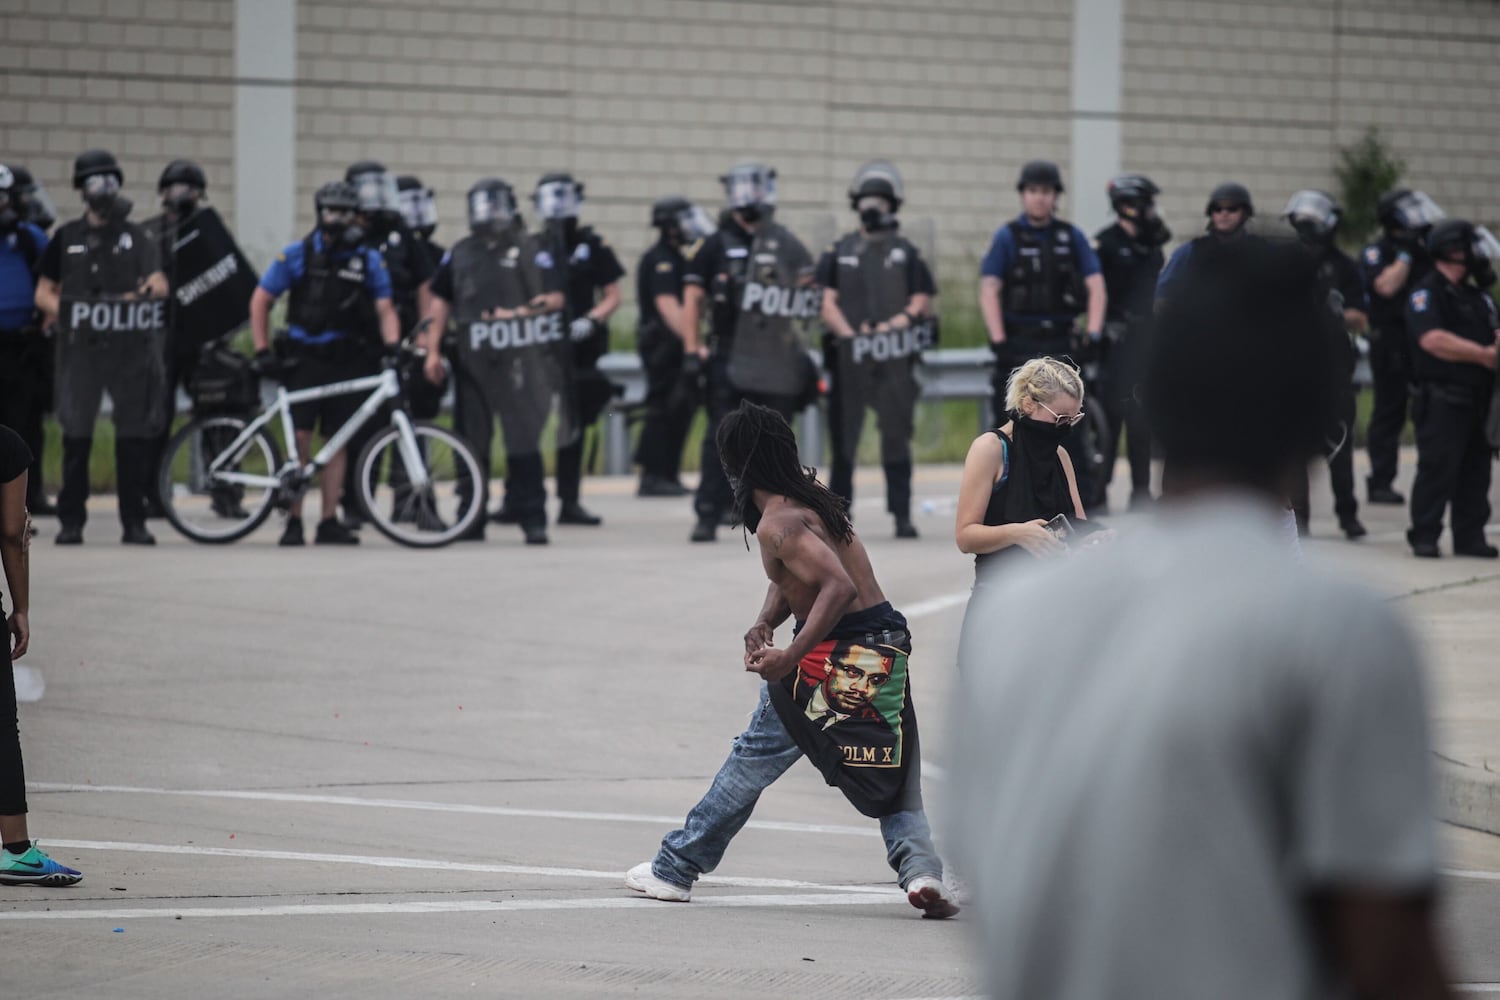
[533,179,582,220]
[1284,190,1340,238]
[677,204,716,242]
[1473,226,1500,263]
[468,185,516,231]
[1393,191,1444,231]
[850,160,904,205]
[723,164,777,210]
[351,170,401,216]
[398,186,437,231]
[82,173,120,199]
[21,181,57,228]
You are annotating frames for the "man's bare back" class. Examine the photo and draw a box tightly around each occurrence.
[743,492,886,683]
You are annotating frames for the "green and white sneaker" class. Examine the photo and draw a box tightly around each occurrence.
[0,842,83,886]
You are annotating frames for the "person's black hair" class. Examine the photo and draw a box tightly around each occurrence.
[1144,238,1339,490]
[716,402,853,546]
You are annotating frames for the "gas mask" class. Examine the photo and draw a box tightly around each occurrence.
[857,196,898,234]
[319,208,363,249]
[1470,227,1500,290]
[160,182,201,220]
[83,173,131,222]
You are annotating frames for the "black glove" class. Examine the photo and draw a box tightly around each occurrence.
[380,341,403,362]
[251,348,277,376]
[989,339,1015,375]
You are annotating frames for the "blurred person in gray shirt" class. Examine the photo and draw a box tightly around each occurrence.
[951,239,1450,1000]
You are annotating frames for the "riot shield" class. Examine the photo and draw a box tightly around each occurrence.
[56,295,169,437]
[455,307,579,457]
[164,207,259,346]
[726,223,822,398]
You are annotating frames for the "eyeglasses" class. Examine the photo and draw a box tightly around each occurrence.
[1210,204,1244,215]
[1038,400,1085,427]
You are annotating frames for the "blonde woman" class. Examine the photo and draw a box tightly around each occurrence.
[955,357,1089,583]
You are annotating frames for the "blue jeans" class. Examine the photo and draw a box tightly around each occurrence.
[652,683,944,890]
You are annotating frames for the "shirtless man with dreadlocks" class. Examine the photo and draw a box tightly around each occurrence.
[625,402,957,919]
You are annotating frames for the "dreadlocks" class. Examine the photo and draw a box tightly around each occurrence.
[716,402,855,547]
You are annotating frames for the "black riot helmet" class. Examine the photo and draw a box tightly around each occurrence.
[158,159,207,218]
[1016,159,1064,193]
[1283,189,1342,244]
[158,159,207,193]
[1205,181,1254,217]
[74,149,130,221]
[1378,188,1444,238]
[0,165,19,234]
[1108,173,1169,245]
[651,194,715,245]
[720,161,777,223]
[314,180,363,247]
[848,160,903,233]
[10,166,56,230]
[72,148,123,190]
[467,177,518,238]
[533,171,583,221]
[396,174,437,238]
[1107,173,1159,212]
[1429,219,1500,289]
[345,160,400,220]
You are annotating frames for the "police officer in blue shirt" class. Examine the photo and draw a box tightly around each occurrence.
[978,160,1106,501]
[1156,181,1256,305]
[0,165,52,516]
[249,181,400,547]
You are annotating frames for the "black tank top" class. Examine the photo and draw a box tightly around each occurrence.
[975,426,1072,580]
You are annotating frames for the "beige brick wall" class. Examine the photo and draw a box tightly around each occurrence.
[1121,0,1500,247]
[4,0,1498,293]
[0,0,235,230]
[292,0,1072,280]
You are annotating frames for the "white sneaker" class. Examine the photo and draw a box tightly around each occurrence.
[906,874,960,919]
[625,861,692,902]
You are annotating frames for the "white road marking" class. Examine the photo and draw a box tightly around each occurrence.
[39,839,890,894]
[0,892,907,922]
[902,591,970,619]
[1456,987,1500,994]
[1442,867,1500,882]
[30,783,884,838]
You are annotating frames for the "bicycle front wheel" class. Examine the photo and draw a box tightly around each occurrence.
[354,419,485,548]
[159,414,283,543]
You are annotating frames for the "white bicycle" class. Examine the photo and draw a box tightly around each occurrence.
[157,344,484,548]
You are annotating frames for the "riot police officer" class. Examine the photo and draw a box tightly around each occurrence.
[818,160,936,538]
[421,177,568,545]
[143,159,259,520]
[1285,189,1369,540]
[1362,188,1444,506]
[249,180,400,547]
[1093,173,1169,511]
[684,161,819,543]
[10,167,57,232]
[342,160,436,529]
[634,196,713,498]
[397,175,444,263]
[0,165,53,516]
[512,172,623,527]
[33,149,168,546]
[1156,181,1256,304]
[978,159,1106,501]
[1404,220,1500,559]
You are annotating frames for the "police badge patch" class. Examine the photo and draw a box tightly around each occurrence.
[1410,289,1429,313]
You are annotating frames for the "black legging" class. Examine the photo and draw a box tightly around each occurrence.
[1,635,25,816]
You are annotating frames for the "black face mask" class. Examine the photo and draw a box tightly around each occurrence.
[548,216,579,243]
[322,222,364,249]
[860,206,898,232]
[165,194,199,218]
[737,204,763,224]
[1470,256,1497,290]
[87,192,132,222]
[1013,413,1072,449]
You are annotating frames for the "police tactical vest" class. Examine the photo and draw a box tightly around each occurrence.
[831,230,931,365]
[1004,219,1086,318]
[286,235,373,340]
[55,218,155,299]
[1095,222,1163,325]
[1411,275,1500,390]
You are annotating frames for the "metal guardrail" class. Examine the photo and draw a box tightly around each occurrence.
[154,345,1372,476]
